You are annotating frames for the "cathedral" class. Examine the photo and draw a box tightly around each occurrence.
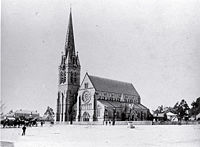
[56,9,149,122]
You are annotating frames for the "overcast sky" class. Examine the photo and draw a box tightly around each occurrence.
[2,0,200,114]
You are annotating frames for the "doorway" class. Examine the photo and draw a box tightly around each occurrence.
[83,112,90,121]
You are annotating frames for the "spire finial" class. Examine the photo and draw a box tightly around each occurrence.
[70,4,72,12]
[64,4,75,57]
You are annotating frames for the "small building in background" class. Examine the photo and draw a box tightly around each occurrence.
[153,113,165,122]
[4,112,15,119]
[14,110,39,119]
[166,112,178,121]
[5,112,15,118]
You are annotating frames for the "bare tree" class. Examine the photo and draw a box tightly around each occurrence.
[0,100,6,118]
[43,106,55,121]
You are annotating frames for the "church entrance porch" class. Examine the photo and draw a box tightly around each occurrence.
[83,112,90,121]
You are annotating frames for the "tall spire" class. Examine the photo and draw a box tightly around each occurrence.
[65,8,75,57]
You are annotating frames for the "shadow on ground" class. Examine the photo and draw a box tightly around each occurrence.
[0,141,14,147]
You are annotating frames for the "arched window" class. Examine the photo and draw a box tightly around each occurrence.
[63,71,66,83]
[141,112,143,120]
[70,72,73,83]
[59,72,62,84]
[84,83,88,89]
[74,72,77,83]
[97,108,100,117]
[72,57,76,65]
[83,112,90,121]
[60,71,64,84]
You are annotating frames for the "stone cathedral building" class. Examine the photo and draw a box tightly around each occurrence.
[56,10,149,122]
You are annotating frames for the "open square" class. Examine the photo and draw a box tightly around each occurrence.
[1,124,200,147]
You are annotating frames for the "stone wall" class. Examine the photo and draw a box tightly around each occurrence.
[115,121,153,125]
[153,121,200,125]
[73,121,103,125]
[72,121,152,125]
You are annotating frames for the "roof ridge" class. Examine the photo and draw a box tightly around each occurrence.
[87,74,139,96]
[89,74,132,85]
[15,110,38,112]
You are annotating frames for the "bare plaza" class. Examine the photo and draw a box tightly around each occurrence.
[1,124,200,147]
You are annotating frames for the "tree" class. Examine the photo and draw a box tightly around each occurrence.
[146,110,153,121]
[0,101,6,118]
[172,102,179,114]
[43,106,55,121]
[174,99,190,121]
[153,105,164,114]
[8,110,13,114]
[189,97,200,117]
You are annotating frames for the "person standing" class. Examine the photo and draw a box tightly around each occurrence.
[22,125,26,136]
[106,120,108,125]
[109,120,111,125]
[41,121,44,127]
[112,108,116,125]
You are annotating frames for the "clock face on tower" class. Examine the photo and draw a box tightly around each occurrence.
[82,90,91,104]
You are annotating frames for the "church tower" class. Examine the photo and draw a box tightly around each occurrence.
[56,9,81,122]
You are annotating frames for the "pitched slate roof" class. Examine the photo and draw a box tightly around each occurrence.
[88,74,139,96]
[15,110,39,115]
[98,100,124,108]
[98,100,115,108]
[98,100,148,110]
[137,104,149,110]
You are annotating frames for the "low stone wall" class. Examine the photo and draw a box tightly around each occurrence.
[55,122,71,125]
[55,120,200,125]
[183,121,200,125]
[152,121,200,125]
[115,121,152,125]
[73,121,103,125]
[72,121,152,125]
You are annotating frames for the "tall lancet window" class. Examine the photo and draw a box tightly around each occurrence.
[60,71,64,84]
[74,72,77,83]
[70,72,73,83]
[59,72,62,84]
[63,70,66,83]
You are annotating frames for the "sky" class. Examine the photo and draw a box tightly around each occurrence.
[2,0,200,115]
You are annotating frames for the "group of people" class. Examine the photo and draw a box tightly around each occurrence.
[103,119,116,125]
[103,109,116,126]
